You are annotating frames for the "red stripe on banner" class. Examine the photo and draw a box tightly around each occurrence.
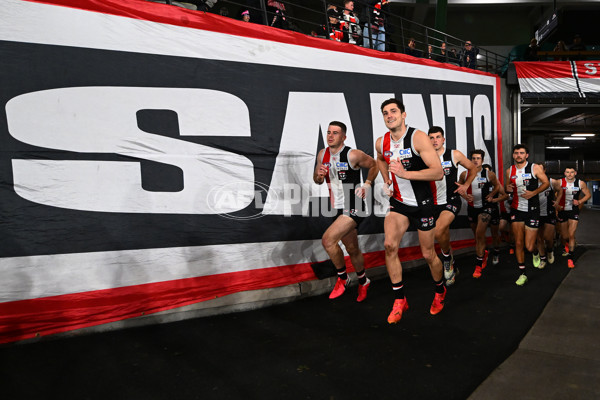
[513,61,574,79]
[576,61,600,78]
[25,0,496,76]
[0,239,474,344]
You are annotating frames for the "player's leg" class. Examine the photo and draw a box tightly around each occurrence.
[419,227,446,315]
[473,213,490,278]
[567,218,579,268]
[340,228,370,302]
[435,210,457,284]
[512,220,528,285]
[322,214,357,299]
[384,211,410,323]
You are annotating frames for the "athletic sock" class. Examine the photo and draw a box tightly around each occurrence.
[568,252,574,261]
[541,255,547,262]
[441,249,451,259]
[392,281,405,299]
[532,250,539,257]
[434,279,445,294]
[336,267,348,281]
[518,263,526,275]
[476,256,483,267]
[356,270,367,286]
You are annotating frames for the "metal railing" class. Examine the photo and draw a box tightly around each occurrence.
[155,0,506,75]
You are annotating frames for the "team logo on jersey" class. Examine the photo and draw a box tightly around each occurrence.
[336,162,349,170]
[323,162,331,167]
[401,159,411,169]
[338,171,347,180]
[384,150,393,158]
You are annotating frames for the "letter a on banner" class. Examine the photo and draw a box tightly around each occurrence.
[263,92,356,216]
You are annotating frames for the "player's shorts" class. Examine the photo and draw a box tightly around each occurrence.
[557,208,580,222]
[539,214,557,226]
[500,211,510,222]
[433,195,462,219]
[510,208,540,228]
[489,203,500,226]
[467,205,494,224]
[389,197,435,231]
[335,207,365,226]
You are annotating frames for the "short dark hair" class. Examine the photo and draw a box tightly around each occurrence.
[328,121,347,134]
[565,166,577,172]
[470,149,485,160]
[512,144,529,154]
[380,98,405,113]
[428,126,444,136]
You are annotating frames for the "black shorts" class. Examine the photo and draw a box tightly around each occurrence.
[500,211,511,222]
[389,197,435,231]
[510,208,540,228]
[539,214,556,226]
[557,208,580,222]
[489,203,500,226]
[336,208,365,226]
[467,205,494,224]
[433,196,462,219]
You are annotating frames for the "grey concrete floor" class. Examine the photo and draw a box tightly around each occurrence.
[469,206,600,400]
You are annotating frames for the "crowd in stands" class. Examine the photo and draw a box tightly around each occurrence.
[146,0,488,70]
[523,34,593,62]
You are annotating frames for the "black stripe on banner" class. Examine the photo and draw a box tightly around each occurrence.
[570,61,585,98]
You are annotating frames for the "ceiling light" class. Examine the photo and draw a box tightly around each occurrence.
[562,137,586,140]
[547,146,569,149]
[571,133,595,137]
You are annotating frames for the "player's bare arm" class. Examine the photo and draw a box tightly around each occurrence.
[453,150,477,197]
[486,171,505,202]
[313,148,328,185]
[349,149,378,199]
[575,180,591,209]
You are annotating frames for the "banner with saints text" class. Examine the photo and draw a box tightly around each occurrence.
[0,0,502,343]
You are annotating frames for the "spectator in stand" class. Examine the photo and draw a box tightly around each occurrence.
[568,34,586,60]
[241,9,250,22]
[524,38,540,61]
[425,44,435,60]
[267,0,288,30]
[362,0,388,51]
[219,6,229,17]
[553,40,568,61]
[449,47,459,64]
[196,0,217,12]
[340,0,362,45]
[404,38,422,58]
[316,8,345,42]
[434,42,449,63]
[569,34,586,51]
[459,40,479,69]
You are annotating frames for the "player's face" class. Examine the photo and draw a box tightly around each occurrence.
[428,132,445,150]
[564,168,577,181]
[382,104,406,131]
[471,154,483,167]
[326,125,345,147]
[512,148,528,164]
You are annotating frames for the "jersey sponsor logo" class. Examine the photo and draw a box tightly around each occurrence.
[335,162,349,170]
[323,162,331,167]
[384,150,393,158]
[397,148,412,159]
[521,173,533,179]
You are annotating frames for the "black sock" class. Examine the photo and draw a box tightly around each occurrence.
[356,270,367,285]
[476,256,483,267]
[392,281,404,299]
[434,279,445,294]
[494,248,500,256]
[518,263,526,275]
[568,252,574,261]
[441,250,451,260]
[541,255,547,262]
[336,268,348,281]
